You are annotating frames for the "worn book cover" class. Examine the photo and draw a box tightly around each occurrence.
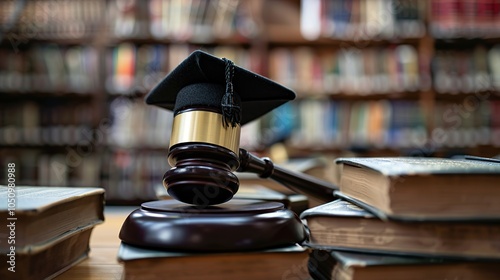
[0,186,105,252]
[0,186,105,279]
[335,157,500,219]
[118,242,310,280]
[300,199,500,260]
[308,249,500,280]
[0,226,95,280]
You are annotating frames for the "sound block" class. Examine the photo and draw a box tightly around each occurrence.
[119,199,307,252]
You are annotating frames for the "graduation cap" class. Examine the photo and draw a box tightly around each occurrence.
[145,50,296,126]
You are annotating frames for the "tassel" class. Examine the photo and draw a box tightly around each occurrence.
[221,58,241,128]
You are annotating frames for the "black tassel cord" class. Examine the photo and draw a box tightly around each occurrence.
[221,58,241,128]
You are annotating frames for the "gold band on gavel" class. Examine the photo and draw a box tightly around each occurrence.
[169,110,241,155]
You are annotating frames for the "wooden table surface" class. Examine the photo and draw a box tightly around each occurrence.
[57,207,137,280]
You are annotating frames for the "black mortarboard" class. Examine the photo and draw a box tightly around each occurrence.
[145,50,295,125]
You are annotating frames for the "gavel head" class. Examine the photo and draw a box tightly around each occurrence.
[145,50,295,205]
[164,108,241,205]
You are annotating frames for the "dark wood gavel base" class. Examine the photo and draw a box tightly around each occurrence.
[119,199,307,252]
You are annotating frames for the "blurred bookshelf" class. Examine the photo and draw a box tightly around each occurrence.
[1,0,499,203]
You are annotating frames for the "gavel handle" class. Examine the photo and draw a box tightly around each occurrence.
[237,149,338,203]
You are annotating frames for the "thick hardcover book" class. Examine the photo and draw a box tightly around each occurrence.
[335,157,500,220]
[118,242,310,280]
[0,186,105,279]
[300,199,500,260]
[0,226,95,280]
[0,186,105,252]
[308,249,500,280]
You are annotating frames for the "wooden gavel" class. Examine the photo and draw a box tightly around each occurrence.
[164,141,338,206]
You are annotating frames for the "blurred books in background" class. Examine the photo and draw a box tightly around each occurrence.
[300,0,426,40]
[430,0,500,39]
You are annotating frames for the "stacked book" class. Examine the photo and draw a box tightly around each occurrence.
[0,186,104,279]
[300,156,500,279]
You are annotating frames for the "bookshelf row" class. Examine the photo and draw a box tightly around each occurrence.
[0,149,101,189]
[1,0,106,42]
[3,98,500,150]
[0,101,94,146]
[431,0,500,38]
[0,45,100,94]
[269,44,422,96]
[4,42,500,98]
[105,44,262,95]
[143,0,249,41]
[1,99,499,201]
[4,0,500,44]
[108,0,258,42]
[1,0,255,43]
[300,0,426,40]
[301,0,500,41]
[289,99,500,150]
[0,96,275,151]
[270,43,500,96]
[0,98,169,149]
[0,44,261,96]
[434,45,500,94]
[2,98,499,202]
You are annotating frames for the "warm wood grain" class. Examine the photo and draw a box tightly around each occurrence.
[56,207,137,280]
